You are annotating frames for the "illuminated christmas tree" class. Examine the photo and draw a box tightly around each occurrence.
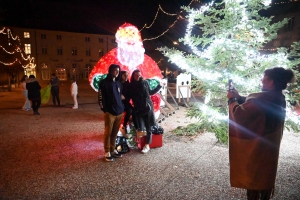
[158,0,300,143]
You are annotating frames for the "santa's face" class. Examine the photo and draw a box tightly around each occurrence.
[116,26,145,70]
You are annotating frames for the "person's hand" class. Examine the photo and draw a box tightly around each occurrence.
[160,81,166,87]
[121,95,125,100]
[227,89,240,99]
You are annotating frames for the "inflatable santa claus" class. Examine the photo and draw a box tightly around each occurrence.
[89,23,163,117]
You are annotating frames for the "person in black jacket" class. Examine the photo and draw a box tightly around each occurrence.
[98,64,124,162]
[50,73,60,106]
[120,70,132,138]
[129,69,163,154]
[26,75,41,115]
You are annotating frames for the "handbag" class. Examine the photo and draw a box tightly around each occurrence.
[151,125,164,135]
[115,136,130,154]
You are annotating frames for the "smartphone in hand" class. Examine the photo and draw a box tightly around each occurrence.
[228,79,234,91]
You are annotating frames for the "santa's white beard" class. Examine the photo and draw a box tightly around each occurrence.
[117,41,145,72]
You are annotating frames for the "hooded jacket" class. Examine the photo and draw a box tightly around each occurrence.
[26,78,41,100]
[98,64,124,115]
[122,80,131,105]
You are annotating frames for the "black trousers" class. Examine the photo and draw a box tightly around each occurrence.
[31,98,41,113]
[247,189,273,200]
[51,86,60,105]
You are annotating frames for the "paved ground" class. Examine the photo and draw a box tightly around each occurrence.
[0,80,300,200]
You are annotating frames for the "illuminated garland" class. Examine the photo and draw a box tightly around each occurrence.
[156,58,163,64]
[140,4,181,32]
[143,19,179,42]
[0,27,35,67]
[141,0,196,41]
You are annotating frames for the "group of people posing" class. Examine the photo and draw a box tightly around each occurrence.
[98,64,164,161]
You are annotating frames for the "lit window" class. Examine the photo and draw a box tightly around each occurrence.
[85,37,90,42]
[71,64,78,79]
[84,64,92,79]
[41,34,46,39]
[24,32,30,38]
[99,38,103,43]
[99,50,104,57]
[41,64,50,80]
[24,44,31,54]
[72,47,77,56]
[56,65,67,80]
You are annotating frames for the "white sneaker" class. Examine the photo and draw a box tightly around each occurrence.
[111,149,122,158]
[141,144,150,154]
[72,107,78,109]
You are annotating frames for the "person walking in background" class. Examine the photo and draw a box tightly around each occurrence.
[26,75,42,115]
[20,75,31,111]
[129,69,163,154]
[227,67,295,200]
[50,73,60,106]
[99,64,124,162]
[70,79,78,109]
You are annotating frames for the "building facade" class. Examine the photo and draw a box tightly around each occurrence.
[262,1,300,53]
[9,27,116,81]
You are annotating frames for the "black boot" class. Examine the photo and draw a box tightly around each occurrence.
[33,109,40,115]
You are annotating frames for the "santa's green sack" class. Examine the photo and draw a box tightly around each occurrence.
[40,85,51,104]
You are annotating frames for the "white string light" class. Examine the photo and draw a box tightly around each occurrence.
[0,27,35,66]
[141,0,196,41]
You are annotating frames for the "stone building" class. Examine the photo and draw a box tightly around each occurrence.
[3,27,116,82]
[262,1,300,54]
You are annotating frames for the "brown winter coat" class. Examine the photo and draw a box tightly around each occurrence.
[229,91,286,190]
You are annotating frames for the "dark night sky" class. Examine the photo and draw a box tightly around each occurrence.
[1,0,206,69]
[0,0,201,35]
